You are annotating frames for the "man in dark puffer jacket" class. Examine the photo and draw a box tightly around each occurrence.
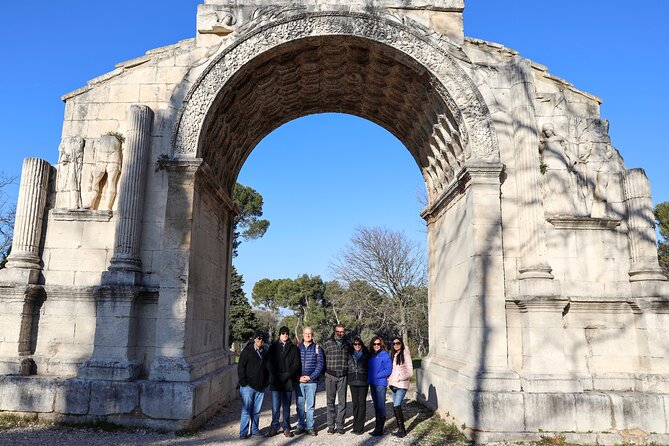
[266,326,301,438]
[237,331,269,438]
[295,326,324,436]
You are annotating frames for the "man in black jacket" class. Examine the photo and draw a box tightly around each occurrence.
[237,331,269,439]
[266,326,301,438]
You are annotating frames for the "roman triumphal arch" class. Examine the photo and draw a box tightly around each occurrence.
[1,1,668,442]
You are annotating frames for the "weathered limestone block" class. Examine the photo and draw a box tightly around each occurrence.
[140,382,194,420]
[524,393,577,432]
[54,379,90,415]
[610,393,667,433]
[469,392,525,432]
[89,381,139,416]
[0,376,56,412]
[574,392,614,432]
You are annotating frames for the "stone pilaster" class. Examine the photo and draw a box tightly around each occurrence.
[1,158,50,284]
[513,298,590,392]
[421,161,520,392]
[623,168,666,282]
[149,159,236,382]
[78,286,141,381]
[510,59,554,293]
[103,105,154,286]
[0,285,44,375]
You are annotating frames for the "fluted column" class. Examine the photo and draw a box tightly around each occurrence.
[623,168,666,282]
[510,59,554,289]
[1,158,50,284]
[103,104,154,285]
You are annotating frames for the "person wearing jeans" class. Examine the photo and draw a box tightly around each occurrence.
[388,336,413,438]
[295,327,324,436]
[237,331,269,439]
[266,326,301,438]
[367,336,392,437]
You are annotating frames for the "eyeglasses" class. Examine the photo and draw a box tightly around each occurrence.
[372,342,381,346]
[335,331,345,334]
[353,343,362,346]
[392,341,401,345]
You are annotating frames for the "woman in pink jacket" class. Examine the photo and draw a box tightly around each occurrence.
[387,336,413,438]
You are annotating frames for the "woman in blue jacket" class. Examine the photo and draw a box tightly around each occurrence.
[367,336,392,437]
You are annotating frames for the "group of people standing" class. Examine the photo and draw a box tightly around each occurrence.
[236,324,413,439]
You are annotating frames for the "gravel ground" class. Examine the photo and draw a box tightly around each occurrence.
[0,386,442,446]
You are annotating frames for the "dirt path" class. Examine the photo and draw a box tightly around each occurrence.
[0,385,442,446]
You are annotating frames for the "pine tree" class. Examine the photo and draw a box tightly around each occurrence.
[228,266,258,353]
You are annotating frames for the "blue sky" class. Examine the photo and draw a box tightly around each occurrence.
[1,1,667,295]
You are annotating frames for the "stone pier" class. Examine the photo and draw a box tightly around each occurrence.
[0,0,667,442]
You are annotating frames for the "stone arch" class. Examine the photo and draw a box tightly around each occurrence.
[173,11,499,200]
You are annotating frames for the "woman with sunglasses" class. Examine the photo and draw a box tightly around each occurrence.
[387,337,413,437]
[347,337,370,434]
[367,336,392,436]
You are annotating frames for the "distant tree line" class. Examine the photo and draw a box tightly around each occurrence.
[247,226,429,357]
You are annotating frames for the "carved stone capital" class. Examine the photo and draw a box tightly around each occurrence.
[421,160,503,223]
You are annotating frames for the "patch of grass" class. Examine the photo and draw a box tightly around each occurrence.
[531,434,579,446]
[175,428,199,437]
[407,402,469,446]
[0,413,42,430]
[61,420,138,433]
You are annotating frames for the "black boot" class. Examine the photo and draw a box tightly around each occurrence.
[369,416,381,436]
[370,415,386,436]
[393,406,406,438]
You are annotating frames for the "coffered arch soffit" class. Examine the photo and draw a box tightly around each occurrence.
[173,11,499,197]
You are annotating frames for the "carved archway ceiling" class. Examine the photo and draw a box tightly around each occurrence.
[200,35,465,197]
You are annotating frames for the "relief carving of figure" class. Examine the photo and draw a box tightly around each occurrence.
[573,141,592,216]
[57,136,85,209]
[83,134,122,210]
[539,123,578,216]
[591,144,624,219]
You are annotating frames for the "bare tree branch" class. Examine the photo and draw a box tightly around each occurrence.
[0,173,16,267]
[330,226,426,345]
